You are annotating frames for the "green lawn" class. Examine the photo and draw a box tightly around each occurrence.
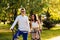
[0,24,60,40]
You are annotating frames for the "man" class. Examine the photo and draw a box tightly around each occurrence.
[10,8,30,40]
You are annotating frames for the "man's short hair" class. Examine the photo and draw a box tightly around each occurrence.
[20,8,25,11]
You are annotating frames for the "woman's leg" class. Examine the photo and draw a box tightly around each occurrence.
[35,31,41,40]
[31,33,36,40]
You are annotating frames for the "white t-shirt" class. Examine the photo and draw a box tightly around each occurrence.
[31,21,39,28]
[10,15,30,32]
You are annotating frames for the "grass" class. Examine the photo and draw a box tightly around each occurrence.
[0,24,60,40]
[0,24,11,29]
[41,29,60,40]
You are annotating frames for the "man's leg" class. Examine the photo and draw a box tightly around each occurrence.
[13,30,21,40]
[22,32,28,40]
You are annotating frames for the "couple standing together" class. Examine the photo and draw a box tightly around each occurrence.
[10,8,42,40]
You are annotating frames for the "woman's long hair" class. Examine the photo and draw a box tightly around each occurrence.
[31,14,37,22]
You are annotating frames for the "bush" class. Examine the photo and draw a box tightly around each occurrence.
[43,20,55,29]
[43,9,55,29]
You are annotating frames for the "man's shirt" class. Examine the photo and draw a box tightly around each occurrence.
[10,15,30,32]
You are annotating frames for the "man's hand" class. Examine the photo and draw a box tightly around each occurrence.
[28,32,31,34]
[28,30,31,34]
[10,28,13,31]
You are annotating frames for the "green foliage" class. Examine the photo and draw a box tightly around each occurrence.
[0,0,60,24]
[43,10,55,29]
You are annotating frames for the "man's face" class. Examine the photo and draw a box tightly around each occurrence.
[21,9,25,16]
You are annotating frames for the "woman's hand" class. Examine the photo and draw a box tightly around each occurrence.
[39,29,42,32]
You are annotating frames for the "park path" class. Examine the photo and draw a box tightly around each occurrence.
[46,36,60,40]
[0,29,11,33]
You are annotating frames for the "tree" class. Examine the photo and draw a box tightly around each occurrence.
[0,0,60,24]
[43,8,55,29]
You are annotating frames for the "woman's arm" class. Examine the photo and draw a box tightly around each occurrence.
[30,21,32,29]
[37,20,42,31]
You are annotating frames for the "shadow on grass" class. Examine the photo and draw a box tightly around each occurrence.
[0,32,12,40]
[41,29,60,40]
[0,32,31,40]
[0,29,60,40]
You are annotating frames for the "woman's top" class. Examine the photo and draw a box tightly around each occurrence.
[31,21,39,28]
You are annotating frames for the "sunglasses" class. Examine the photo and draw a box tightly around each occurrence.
[21,10,25,12]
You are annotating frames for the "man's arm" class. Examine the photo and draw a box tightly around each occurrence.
[26,17,30,32]
[10,16,18,30]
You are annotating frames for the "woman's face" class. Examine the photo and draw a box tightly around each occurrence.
[31,15,35,20]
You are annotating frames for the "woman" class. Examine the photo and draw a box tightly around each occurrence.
[30,14,42,40]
